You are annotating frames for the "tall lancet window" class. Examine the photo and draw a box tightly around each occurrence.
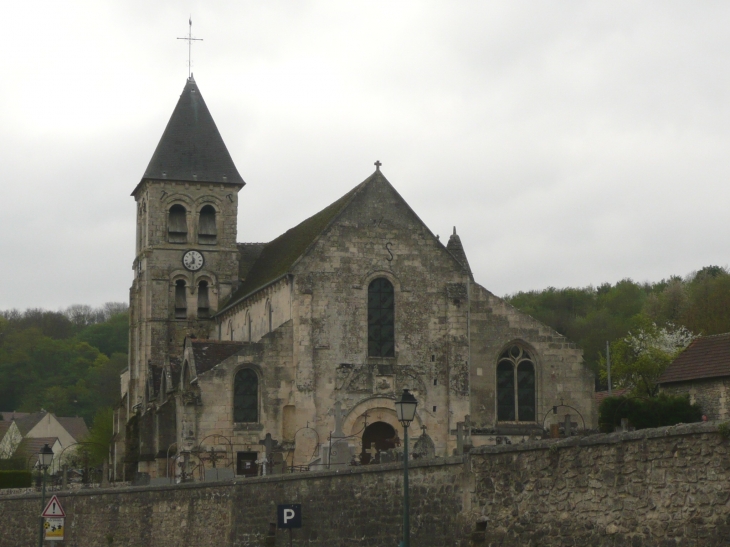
[175,280,187,319]
[234,369,259,423]
[368,278,395,357]
[198,205,217,244]
[168,205,188,243]
[497,345,536,422]
[197,281,210,318]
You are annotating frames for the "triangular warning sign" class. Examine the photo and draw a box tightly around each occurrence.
[41,495,66,517]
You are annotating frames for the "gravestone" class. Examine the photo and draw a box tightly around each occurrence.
[328,401,352,466]
[413,426,436,459]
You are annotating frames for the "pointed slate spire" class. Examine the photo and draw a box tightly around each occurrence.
[140,76,244,187]
[447,226,473,277]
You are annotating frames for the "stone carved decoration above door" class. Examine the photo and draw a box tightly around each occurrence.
[335,363,426,396]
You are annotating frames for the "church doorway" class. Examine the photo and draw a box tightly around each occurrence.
[361,421,399,464]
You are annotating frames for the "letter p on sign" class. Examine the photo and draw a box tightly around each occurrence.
[277,504,302,529]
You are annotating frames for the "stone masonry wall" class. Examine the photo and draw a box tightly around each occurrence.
[2,423,728,547]
[662,378,729,421]
[467,421,730,546]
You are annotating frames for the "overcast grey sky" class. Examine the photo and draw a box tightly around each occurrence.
[2,1,729,310]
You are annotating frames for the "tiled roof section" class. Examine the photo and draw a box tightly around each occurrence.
[15,412,47,435]
[55,417,89,442]
[446,227,473,279]
[595,388,628,406]
[139,76,244,189]
[220,174,372,312]
[1,411,29,421]
[658,333,730,384]
[237,243,266,281]
[15,437,57,463]
[0,421,10,440]
[191,340,245,375]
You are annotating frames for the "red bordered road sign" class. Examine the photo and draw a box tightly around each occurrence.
[41,495,66,517]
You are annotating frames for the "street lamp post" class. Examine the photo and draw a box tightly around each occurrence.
[395,389,418,547]
[37,443,54,547]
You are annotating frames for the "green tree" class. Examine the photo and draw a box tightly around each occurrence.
[83,407,114,466]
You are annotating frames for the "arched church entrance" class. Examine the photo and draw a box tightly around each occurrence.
[361,421,399,464]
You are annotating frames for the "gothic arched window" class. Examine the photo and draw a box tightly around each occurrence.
[368,278,395,357]
[497,345,536,422]
[197,281,210,318]
[168,204,188,243]
[174,280,187,319]
[234,368,258,423]
[198,205,217,244]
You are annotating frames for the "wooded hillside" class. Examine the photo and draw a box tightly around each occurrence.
[506,265,730,387]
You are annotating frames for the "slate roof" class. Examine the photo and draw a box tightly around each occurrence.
[191,340,246,375]
[14,412,47,435]
[658,333,730,384]
[218,175,370,314]
[16,437,57,464]
[136,76,244,192]
[55,417,89,442]
[237,243,266,281]
[1,411,29,422]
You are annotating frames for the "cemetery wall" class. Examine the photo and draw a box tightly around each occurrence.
[1,422,728,547]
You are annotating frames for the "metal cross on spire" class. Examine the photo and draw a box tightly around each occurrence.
[177,17,203,79]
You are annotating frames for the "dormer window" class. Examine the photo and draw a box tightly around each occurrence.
[198,205,217,244]
[168,205,188,243]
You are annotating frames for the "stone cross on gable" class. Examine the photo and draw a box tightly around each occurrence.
[332,401,345,437]
[374,160,382,172]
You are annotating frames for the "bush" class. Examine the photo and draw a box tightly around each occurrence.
[599,393,702,432]
[0,470,32,488]
[0,457,26,471]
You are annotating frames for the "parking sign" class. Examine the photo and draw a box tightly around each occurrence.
[277,504,302,529]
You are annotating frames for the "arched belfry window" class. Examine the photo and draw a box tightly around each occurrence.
[368,278,395,357]
[175,280,187,319]
[168,204,188,243]
[234,369,258,423]
[198,205,217,244]
[197,281,210,318]
[497,345,536,422]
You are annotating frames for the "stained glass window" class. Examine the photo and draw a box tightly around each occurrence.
[234,369,258,423]
[368,278,395,357]
[497,345,536,422]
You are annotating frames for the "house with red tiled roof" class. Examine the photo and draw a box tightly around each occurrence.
[657,333,730,420]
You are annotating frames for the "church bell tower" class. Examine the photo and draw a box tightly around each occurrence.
[128,75,245,411]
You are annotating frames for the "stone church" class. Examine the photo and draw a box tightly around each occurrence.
[112,76,596,481]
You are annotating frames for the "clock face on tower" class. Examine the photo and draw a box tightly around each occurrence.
[182,250,204,271]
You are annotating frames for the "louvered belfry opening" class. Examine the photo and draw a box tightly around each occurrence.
[368,278,395,357]
[175,280,187,319]
[197,281,210,318]
[168,205,188,243]
[198,205,217,244]
[497,345,536,422]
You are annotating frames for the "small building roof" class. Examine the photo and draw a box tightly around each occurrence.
[135,76,244,192]
[0,421,11,441]
[15,437,58,465]
[658,332,730,384]
[14,412,48,436]
[191,340,246,375]
[55,417,89,442]
[1,411,29,422]
[594,388,628,406]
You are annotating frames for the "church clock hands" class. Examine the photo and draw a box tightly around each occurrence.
[182,250,205,271]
